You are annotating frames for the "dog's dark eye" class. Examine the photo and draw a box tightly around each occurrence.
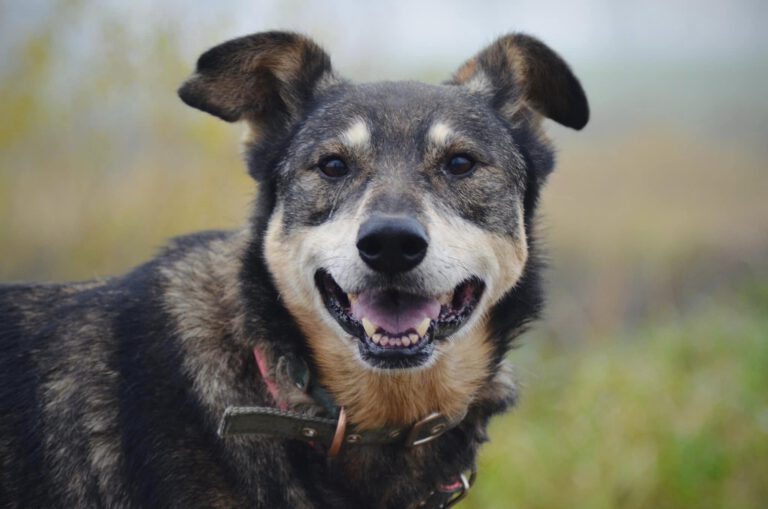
[445,154,476,177]
[317,157,349,179]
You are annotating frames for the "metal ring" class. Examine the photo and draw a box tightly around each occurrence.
[444,469,477,508]
[328,407,347,458]
[443,473,471,508]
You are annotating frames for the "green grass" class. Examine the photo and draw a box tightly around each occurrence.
[464,282,768,509]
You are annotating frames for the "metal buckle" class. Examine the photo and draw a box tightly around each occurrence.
[442,470,476,508]
[406,412,449,448]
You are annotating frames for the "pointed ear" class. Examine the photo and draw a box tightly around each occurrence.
[450,34,589,130]
[178,31,337,135]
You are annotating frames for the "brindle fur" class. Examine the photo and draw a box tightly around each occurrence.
[0,31,588,508]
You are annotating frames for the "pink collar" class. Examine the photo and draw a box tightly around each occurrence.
[252,346,288,411]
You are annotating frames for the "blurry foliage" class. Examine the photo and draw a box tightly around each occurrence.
[0,2,250,280]
[465,281,768,509]
[1,3,767,507]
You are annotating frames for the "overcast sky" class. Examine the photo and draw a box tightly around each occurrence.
[3,0,767,80]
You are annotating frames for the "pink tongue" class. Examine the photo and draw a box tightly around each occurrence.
[351,290,440,335]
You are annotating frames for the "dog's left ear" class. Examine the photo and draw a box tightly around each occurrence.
[178,31,337,136]
[450,34,589,130]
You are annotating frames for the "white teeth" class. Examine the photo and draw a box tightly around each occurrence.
[372,332,420,348]
[362,317,377,337]
[415,318,430,337]
[348,293,358,304]
[367,326,427,348]
[437,292,453,306]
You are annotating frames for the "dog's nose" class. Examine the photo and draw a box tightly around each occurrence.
[356,216,428,274]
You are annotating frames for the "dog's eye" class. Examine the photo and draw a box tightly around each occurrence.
[317,157,349,179]
[445,154,476,177]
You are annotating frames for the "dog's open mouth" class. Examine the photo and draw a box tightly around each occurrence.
[315,270,485,369]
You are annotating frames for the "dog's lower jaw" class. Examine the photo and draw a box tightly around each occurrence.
[305,322,495,431]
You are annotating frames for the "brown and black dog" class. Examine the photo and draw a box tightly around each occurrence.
[0,32,588,508]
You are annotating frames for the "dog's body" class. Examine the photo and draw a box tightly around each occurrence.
[0,32,587,508]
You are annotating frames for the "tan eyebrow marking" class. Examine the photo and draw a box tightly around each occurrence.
[428,121,454,146]
[339,118,371,148]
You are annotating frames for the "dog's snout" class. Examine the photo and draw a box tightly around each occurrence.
[356,216,428,274]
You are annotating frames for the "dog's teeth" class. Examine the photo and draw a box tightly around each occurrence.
[348,293,358,304]
[391,337,401,347]
[402,336,411,347]
[438,292,453,306]
[409,333,419,343]
[380,336,390,346]
[372,334,381,344]
[361,317,377,337]
[415,318,430,337]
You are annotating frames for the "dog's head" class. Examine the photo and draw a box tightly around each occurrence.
[179,32,587,419]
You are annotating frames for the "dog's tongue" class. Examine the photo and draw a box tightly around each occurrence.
[351,290,440,335]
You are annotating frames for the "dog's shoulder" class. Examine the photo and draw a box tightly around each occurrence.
[0,228,258,507]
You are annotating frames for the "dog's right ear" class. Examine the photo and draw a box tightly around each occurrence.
[178,31,336,135]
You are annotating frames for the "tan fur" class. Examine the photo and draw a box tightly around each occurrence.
[179,33,337,130]
[427,121,454,147]
[340,118,371,149]
[453,58,478,84]
[265,214,493,428]
[425,200,528,307]
[311,323,494,429]
[160,230,251,416]
[452,39,536,123]
[264,197,529,429]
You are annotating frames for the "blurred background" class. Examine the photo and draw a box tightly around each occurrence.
[1,0,767,507]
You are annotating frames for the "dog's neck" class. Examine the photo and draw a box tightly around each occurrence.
[161,229,518,506]
[305,324,495,430]
[236,225,499,429]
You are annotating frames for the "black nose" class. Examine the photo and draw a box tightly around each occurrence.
[356,216,429,274]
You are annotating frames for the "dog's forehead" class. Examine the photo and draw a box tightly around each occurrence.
[299,81,507,147]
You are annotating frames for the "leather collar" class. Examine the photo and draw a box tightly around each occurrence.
[219,347,465,452]
[218,346,476,507]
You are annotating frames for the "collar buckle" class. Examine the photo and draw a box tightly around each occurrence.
[406,412,451,448]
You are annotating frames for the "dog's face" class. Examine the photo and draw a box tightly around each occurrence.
[179,32,587,374]
[262,82,531,370]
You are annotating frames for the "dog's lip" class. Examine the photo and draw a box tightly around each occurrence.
[314,270,485,368]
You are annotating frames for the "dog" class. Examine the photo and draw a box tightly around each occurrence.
[0,31,588,508]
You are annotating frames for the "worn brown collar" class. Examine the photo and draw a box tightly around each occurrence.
[217,346,477,507]
[219,346,465,454]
